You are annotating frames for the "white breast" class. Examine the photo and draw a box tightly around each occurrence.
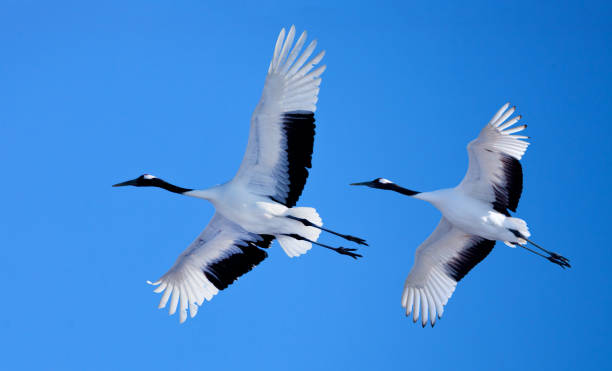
[416,188,508,239]
[213,184,289,234]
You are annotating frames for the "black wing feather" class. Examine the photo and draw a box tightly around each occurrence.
[491,154,523,216]
[444,237,496,282]
[204,234,274,290]
[278,111,316,207]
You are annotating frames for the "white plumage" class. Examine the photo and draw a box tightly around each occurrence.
[458,103,529,204]
[234,26,325,201]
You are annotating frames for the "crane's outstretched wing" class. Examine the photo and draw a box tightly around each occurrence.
[147,213,273,323]
[232,25,325,207]
[457,103,530,215]
[402,218,495,327]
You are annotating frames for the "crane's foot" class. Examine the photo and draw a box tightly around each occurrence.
[283,234,363,259]
[341,235,368,246]
[331,247,362,259]
[547,252,571,269]
[509,229,571,269]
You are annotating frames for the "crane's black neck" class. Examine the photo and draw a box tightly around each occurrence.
[380,183,420,196]
[148,178,193,194]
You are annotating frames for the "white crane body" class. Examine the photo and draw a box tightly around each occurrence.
[415,189,527,243]
[185,186,313,237]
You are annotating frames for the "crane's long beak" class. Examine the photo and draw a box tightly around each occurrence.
[350,181,373,186]
[112,179,138,187]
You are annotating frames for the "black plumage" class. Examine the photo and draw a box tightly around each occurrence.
[491,154,523,216]
[278,111,316,207]
[204,234,274,290]
[444,238,496,282]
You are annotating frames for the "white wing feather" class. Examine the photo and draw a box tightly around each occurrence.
[457,103,530,208]
[147,213,266,323]
[402,218,495,327]
[232,25,325,201]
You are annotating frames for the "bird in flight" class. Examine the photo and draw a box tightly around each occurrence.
[351,103,570,327]
[114,26,366,323]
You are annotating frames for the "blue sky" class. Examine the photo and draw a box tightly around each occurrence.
[1,1,610,370]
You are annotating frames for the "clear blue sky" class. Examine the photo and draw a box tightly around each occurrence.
[1,1,610,370]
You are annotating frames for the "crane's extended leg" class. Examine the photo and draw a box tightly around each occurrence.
[509,229,571,268]
[286,215,368,246]
[283,234,362,259]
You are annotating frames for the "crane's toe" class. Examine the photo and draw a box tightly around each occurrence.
[547,253,571,268]
[334,247,362,259]
[343,235,368,246]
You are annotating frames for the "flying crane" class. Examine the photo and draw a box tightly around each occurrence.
[351,103,570,327]
[114,26,366,323]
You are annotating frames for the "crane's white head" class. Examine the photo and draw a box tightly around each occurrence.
[350,178,419,196]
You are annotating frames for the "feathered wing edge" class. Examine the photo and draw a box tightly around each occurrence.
[459,103,530,214]
[266,26,325,205]
[233,25,326,206]
[482,103,530,160]
[267,25,326,113]
[401,219,495,327]
[147,214,272,323]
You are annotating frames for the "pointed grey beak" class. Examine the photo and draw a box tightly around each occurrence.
[112,179,138,187]
[350,181,373,186]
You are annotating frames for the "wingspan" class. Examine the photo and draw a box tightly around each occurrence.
[147,213,273,323]
[401,218,495,327]
[233,25,325,207]
[457,103,530,215]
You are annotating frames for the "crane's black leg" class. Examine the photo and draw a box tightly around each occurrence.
[517,243,570,268]
[509,230,571,268]
[286,216,368,246]
[283,234,362,259]
[522,237,570,263]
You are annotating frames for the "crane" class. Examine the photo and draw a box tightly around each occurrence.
[351,103,569,327]
[114,26,366,323]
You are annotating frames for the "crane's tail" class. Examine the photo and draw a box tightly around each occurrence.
[503,217,530,246]
[277,207,322,258]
